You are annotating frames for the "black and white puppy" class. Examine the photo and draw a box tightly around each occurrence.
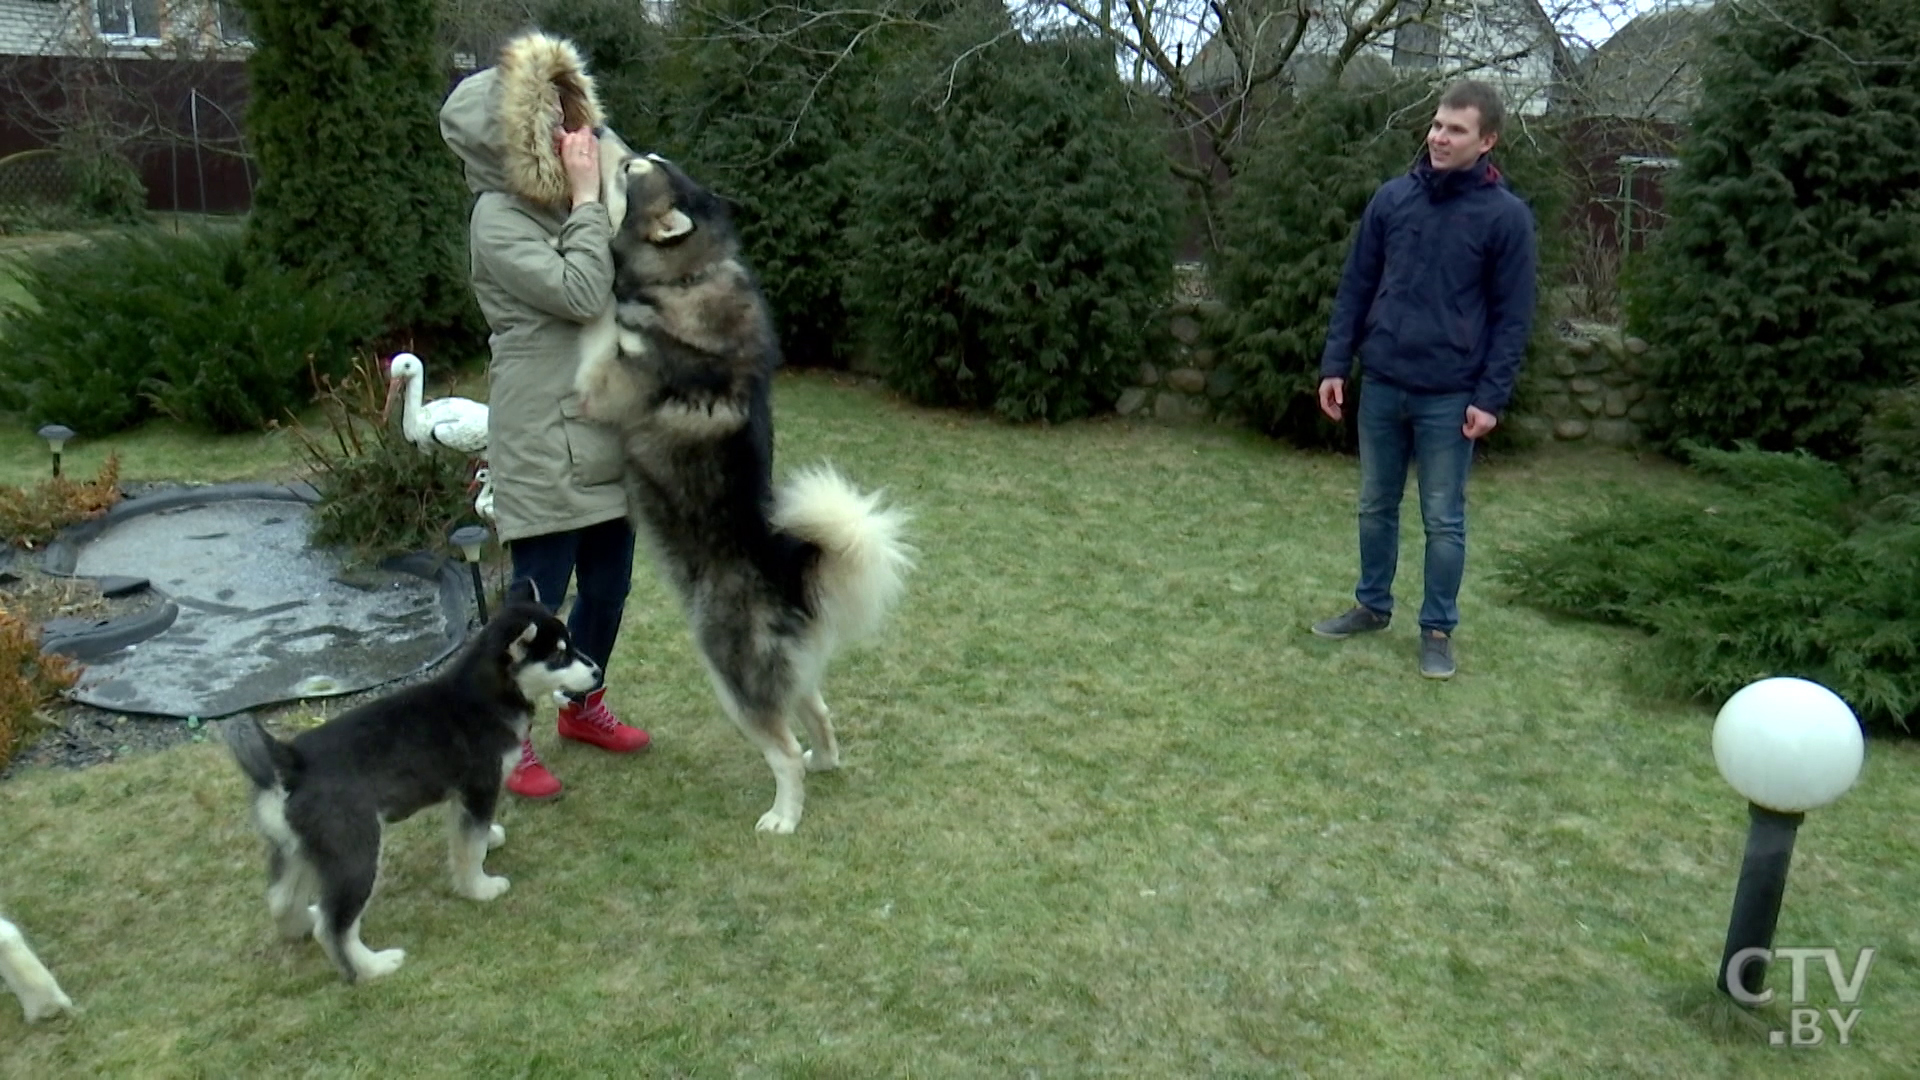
[221,580,600,984]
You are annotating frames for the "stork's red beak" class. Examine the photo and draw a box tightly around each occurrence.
[381,377,400,423]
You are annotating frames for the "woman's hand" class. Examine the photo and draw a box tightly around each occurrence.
[559,129,600,207]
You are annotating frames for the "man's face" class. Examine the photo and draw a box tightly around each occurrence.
[1427,105,1496,171]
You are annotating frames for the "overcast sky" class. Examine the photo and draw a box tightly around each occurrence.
[1558,0,1674,46]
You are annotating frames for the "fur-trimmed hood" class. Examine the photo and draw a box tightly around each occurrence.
[440,31,605,207]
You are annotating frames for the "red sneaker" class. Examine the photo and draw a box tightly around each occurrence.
[556,687,650,754]
[505,738,563,799]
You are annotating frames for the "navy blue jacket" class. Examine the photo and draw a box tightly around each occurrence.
[1319,154,1538,416]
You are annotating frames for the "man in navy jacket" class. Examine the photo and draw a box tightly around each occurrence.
[1310,80,1538,679]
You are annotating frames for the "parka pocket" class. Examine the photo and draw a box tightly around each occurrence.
[559,397,625,487]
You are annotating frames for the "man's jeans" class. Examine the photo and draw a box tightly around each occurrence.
[508,515,636,686]
[1353,381,1475,634]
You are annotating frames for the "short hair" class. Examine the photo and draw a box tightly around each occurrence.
[1440,80,1505,139]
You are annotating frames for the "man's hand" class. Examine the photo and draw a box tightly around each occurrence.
[559,129,601,207]
[1463,405,1499,440]
[1318,377,1346,422]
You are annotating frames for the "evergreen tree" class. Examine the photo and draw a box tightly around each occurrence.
[239,0,476,348]
[1628,0,1920,460]
[657,0,906,368]
[528,0,673,154]
[1212,81,1567,450]
[847,18,1178,422]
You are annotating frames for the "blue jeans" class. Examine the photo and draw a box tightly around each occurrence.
[508,515,635,687]
[1353,381,1475,634]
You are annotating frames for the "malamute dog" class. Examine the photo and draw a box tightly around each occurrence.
[221,581,600,983]
[574,152,912,835]
[1,913,73,1022]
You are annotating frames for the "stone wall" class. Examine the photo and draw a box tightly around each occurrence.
[1507,323,1665,448]
[1115,295,1665,448]
[1116,298,1232,423]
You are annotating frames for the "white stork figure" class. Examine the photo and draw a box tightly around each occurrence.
[469,467,496,523]
[384,353,490,455]
[384,352,496,522]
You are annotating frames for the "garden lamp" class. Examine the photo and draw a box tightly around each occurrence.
[37,424,74,478]
[1711,676,1864,1003]
[449,523,492,625]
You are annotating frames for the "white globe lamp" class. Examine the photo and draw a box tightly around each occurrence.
[1711,677,1865,1004]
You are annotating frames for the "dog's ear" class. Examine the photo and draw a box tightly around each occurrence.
[506,578,540,609]
[649,208,694,244]
[506,620,539,662]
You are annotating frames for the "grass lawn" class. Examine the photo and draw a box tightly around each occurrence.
[2,372,1917,1077]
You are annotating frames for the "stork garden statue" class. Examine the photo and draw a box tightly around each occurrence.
[383,352,495,521]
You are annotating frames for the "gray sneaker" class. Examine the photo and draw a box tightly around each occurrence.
[1311,605,1391,639]
[1420,630,1455,679]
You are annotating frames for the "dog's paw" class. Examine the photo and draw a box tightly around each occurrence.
[487,823,507,850]
[459,874,511,901]
[803,748,840,773]
[19,985,74,1023]
[276,906,318,941]
[755,809,800,835]
[358,948,406,981]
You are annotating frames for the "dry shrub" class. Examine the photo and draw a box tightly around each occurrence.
[277,353,474,562]
[0,454,123,549]
[0,602,82,771]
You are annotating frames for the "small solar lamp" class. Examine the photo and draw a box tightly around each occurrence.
[37,424,74,478]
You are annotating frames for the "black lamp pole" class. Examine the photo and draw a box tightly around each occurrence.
[1716,803,1805,1001]
[449,524,492,625]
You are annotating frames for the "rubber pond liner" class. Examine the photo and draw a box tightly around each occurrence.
[33,482,474,719]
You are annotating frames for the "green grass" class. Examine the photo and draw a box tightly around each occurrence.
[3,372,1917,1077]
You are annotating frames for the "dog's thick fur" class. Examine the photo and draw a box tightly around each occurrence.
[221,582,599,983]
[1,914,73,1022]
[574,153,911,834]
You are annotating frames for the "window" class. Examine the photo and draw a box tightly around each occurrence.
[96,0,161,41]
[217,0,250,41]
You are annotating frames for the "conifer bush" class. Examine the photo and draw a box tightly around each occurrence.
[1210,81,1568,450]
[1627,0,1920,460]
[237,0,478,349]
[1500,437,1920,732]
[1855,377,1920,517]
[660,0,905,368]
[0,228,374,434]
[528,0,673,155]
[847,20,1177,421]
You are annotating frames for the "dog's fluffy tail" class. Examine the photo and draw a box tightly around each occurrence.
[222,714,301,792]
[772,464,913,645]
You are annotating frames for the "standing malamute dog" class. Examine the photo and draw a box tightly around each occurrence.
[221,581,600,983]
[573,152,911,835]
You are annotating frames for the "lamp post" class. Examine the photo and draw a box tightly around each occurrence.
[449,524,492,626]
[37,424,74,478]
[1711,676,1864,1003]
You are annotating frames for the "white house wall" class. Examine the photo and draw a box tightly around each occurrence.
[0,0,248,60]
[0,0,67,56]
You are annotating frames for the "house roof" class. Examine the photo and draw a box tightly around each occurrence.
[1577,4,1708,119]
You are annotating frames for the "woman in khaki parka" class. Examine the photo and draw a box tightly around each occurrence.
[439,31,650,799]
